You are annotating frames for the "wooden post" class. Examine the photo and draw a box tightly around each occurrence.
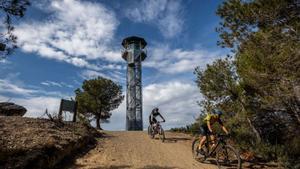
[58,99,63,120]
[72,101,78,122]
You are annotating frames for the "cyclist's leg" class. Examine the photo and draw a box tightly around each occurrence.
[151,123,155,133]
[199,136,206,149]
[152,119,158,132]
[198,125,208,150]
[150,123,153,131]
[153,118,157,125]
[210,134,215,143]
[210,134,217,149]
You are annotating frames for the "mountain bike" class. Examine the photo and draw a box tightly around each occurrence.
[148,121,165,142]
[192,134,241,169]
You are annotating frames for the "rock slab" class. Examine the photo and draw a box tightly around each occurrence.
[0,102,27,116]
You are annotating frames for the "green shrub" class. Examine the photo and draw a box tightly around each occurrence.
[279,136,300,169]
[170,122,200,135]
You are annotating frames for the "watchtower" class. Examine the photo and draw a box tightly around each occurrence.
[122,36,147,131]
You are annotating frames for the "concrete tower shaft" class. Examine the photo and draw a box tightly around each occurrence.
[122,36,147,131]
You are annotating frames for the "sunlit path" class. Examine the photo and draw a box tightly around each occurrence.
[68,131,217,169]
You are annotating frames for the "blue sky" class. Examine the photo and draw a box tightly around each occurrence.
[0,0,227,130]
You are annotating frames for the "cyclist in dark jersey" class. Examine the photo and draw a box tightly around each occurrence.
[198,109,229,152]
[149,107,165,125]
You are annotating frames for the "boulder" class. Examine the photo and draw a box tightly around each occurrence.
[0,102,27,116]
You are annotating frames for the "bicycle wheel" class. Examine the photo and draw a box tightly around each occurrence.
[148,125,154,139]
[147,125,151,135]
[215,145,241,169]
[191,139,206,162]
[159,128,165,142]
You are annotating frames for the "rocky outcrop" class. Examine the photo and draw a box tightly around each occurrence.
[0,102,27,116]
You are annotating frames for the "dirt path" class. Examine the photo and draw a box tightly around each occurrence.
[68,131,218,169]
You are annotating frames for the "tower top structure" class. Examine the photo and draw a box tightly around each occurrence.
[122,36,147,48]
[121,36,147,64]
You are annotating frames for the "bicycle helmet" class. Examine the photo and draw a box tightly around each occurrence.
[212,108,223,116]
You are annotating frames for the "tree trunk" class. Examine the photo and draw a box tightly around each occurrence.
[247,117,262,143]
[283,98,300,126]
[288,106,300,126]
[96,117,102,130]
[238,97,262,143]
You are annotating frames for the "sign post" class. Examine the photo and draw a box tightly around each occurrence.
[58,99,78,122]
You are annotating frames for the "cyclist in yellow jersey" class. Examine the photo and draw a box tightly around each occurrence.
[198,109,229,152]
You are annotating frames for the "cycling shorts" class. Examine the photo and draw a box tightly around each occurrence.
[200,124,212,136]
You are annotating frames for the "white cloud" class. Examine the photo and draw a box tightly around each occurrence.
[143,81,201,129]
[103,81,202,130]
[144,44,223,74]
[0,80,70,118]
[0,79,37,96]
[0,79,74,118]
[0,59,10,64]
[0,79,69,98]
[41,81,62,87]
[0,94,61,117]
[0,79,201,130]
[80,70,126,85]
[125,0,184,38]
[102,99,126,130]
[80,70,111,80]
[41,81,74,88]
[15,0,122,70]
[17,97,61,117]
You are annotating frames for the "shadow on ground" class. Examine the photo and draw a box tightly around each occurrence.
[163,137,191,143]
[68,165,179,169]
[86,165,131,169]
[200,159,218,165]
[100,132,115,138]
[56,131,103,169]
[243,161,280,169]
[138,165,179,169]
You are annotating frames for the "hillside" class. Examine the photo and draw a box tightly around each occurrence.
[0,116,97,169]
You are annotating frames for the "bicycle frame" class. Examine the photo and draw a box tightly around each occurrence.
[203,134,226,157]
[152,121,164,134]
[194,134,241,168]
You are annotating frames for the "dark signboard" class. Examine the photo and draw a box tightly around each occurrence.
[58,99,77,122]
